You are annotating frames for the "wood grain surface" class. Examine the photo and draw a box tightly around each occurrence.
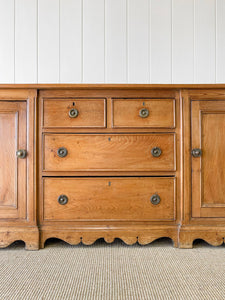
[43,133,176,172]
[191,100,225,218]
[42,98,106,128]
[112,98,175,128]
[43,177,175,221]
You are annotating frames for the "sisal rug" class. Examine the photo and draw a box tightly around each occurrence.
[0,238,224,300]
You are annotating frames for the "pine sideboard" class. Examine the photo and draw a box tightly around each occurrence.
[0,84,225,250]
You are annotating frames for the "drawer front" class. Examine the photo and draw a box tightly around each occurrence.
[43,177,175,221]
[42,98,106,128]
[43,133,176,172]
[112,99,175,128]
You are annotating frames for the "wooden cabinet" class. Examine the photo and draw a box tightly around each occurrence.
[179,90,225,249]
[0,90,38,250]
[0,85,225,250]
[191,100,225,218]
[0,101,27,220]
[38,87,180,249]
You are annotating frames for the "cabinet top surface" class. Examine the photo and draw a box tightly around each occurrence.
[1,84,225,90]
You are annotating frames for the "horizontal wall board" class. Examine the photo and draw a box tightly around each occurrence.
[128,0,149,83]
[150,0,172,83]
[172,0,194,83]
[105,0,127,83]
[83,0,105,83]
[15,0,37,83]
[38,0,60,83]
[0,0,224,83]
[0,0,14,83]
[60,0,82,83]
[195,0,216,83]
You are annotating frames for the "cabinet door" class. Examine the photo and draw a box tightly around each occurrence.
[0,101,27,219]
[191,100,225,218]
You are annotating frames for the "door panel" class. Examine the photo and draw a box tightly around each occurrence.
[0,101,27,219]
[191,100,225,218]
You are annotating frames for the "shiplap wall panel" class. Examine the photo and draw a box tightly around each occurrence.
[83,0,105,83]
[150,0,172,83]
[38,0,59,83]
[172,0,194,83]
[15,0,37,83]
[128,0,149,83]
[216,0,225,83]
[0,0,14,83]
[195,0,216,83]
[60,0,82,83]
[1,0,225,84]
[105,0,127,83]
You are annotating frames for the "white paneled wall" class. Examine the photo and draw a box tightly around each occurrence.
[0,0,225,84]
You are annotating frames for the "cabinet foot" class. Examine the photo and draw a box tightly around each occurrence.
[0,226,39,250]
[25,241,39,251]
[179,226,225,249]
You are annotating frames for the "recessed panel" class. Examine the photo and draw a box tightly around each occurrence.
[201,112,225,206]
[0,112,17,208]
[112,99,175,128]
[43,177,176,221]
[42,98,106,128]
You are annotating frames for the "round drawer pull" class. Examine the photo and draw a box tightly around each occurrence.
[150,194,161,205]
[191,148,202,158]
[58,195,68,205]
[151,147,162,157]
[16,149,27,159]
[57,147,68,158]
[69,108,79,118]
[139,108,149,118]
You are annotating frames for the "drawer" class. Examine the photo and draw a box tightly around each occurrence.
[43,177,175,221]
[112,99,175,128]
[43,133,176,172]
[42,98,106,128]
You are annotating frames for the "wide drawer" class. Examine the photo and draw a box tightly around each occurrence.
[112,98,175,128]
[42,98,106,128]
[43,177,176,221]
[43,133,176,172]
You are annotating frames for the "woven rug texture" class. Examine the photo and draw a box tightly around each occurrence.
[0,238,224,300]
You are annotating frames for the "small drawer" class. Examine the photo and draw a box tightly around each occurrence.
[43,133,176,172]
[43,177,176,221]
[42,98,106,128]
[112,98,175,128]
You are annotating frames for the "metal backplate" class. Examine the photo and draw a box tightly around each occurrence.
[151,147,162,157]
[139,108,149,118]
[58,195,68,205]
[57,147,68,158]
[150,194,161,205]
[191,148,202,158]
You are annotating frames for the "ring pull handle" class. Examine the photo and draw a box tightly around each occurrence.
[150,194,161,205]
[58,195,68,205]
[57,147,68,158]
[139,108,149,118]
[191,148,202,158]
[69,108,79,118]
[151,147,162,158]
[16,149,27,159]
